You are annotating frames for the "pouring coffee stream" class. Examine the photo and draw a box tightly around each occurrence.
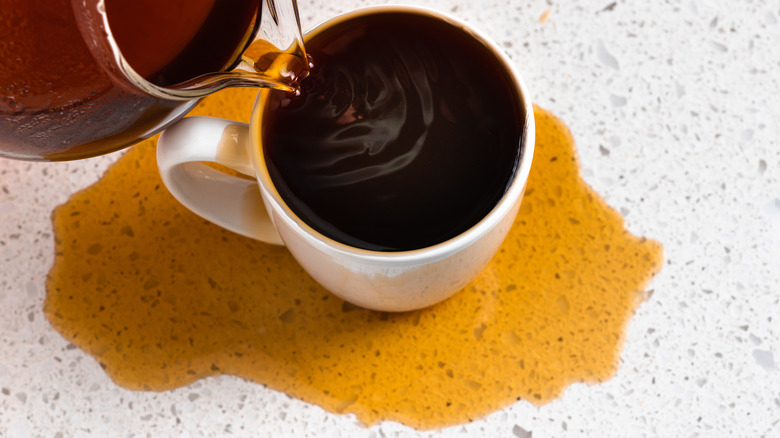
[0,0,308,161]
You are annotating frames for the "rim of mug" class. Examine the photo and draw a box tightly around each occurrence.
[251,4,536,263]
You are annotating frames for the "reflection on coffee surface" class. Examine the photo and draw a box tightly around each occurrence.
[262,12,526,251]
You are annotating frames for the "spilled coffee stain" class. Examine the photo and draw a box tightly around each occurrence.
[45,88,662,429]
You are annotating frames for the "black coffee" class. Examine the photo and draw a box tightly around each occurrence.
[262,11,526,251]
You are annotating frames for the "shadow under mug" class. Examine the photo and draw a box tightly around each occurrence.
[157,5,535,312]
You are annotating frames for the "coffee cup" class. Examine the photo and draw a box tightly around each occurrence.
[157,5,535,311]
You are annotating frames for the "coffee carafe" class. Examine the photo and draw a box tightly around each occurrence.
[0,0,307,161]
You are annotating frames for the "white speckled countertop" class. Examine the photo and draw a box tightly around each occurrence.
[2,0,779,436]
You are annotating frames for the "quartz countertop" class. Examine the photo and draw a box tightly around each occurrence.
[2,0,779,436]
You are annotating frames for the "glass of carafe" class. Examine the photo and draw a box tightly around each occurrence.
[0,0,308,161]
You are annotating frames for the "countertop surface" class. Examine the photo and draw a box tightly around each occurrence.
[2,0,779,436]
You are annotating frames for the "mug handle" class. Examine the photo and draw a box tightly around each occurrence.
[156,116,284,245]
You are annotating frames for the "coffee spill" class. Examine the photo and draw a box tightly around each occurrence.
[45,88,663,429]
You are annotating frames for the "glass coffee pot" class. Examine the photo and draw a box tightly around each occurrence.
[0,0,308,161]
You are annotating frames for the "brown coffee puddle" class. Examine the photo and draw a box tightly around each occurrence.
[45,88,662,429]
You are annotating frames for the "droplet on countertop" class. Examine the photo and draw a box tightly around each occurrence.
[539,8,551,23]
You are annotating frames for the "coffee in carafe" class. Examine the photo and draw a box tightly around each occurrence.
[0,0,307,161]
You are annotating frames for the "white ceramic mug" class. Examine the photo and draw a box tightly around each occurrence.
[157,6,535,312]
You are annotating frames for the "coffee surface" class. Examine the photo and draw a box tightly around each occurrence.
[262,12,526,251]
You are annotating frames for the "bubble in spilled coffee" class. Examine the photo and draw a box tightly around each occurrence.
[45,87,663,429]
[261,12,525,251]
